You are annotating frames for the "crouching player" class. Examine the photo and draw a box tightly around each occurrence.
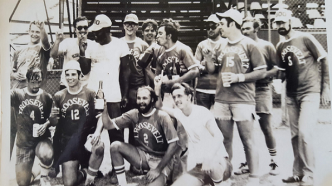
[11,66,54,186]
[101,86,180,186]
[154,75,232,186]
[49,60,104,186]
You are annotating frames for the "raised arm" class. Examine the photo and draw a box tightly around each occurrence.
[78,41,91,75]
[38,21,51,50]
[50,29,64,59]
[119,55,132,108]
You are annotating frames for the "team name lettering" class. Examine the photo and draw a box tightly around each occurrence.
[18,99,44,118]
[217,46,249,67]
[61,97,90,117]
[281,46,306,64]
[134,122,164,143]
[162,56,180,69]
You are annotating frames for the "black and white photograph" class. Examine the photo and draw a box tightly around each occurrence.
[1,0,332,186]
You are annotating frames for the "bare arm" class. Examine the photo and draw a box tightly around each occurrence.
[119,55,132,107]
[320,57,330,105]
[101,104,116,130]
[38,22,51,50]
[154,75,176,118]
[50,30,64,59]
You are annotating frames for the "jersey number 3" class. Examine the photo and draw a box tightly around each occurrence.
[71,109,80,120]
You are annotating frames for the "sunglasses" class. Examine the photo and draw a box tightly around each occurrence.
[124,22,138,26]
[77,26,88,31]
[206,24,217,30]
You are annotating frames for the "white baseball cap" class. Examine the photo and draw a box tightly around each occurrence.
[216,9,243,25]
[124,14,139,24]
[274,9,292,22]
[205,14,220,23]
[64,60,81,72]
[88,14,112,32]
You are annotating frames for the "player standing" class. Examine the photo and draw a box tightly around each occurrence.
[120,13,150,111]
[101,86,179,186]
[154,76,232,186]
[11,66,53,186]
[195,14,226,109]
[50,16,96,89]
[49,60,104,186]
[204,9,267,185]
[235,17,279,175]
[274,9,330,186]
[155,18,200,93]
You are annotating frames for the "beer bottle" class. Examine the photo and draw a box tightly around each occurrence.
[95,81,104,113]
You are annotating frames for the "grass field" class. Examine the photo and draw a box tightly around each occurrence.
[8,108,332,186]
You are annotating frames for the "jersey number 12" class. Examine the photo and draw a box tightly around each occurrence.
[71,109,80,120]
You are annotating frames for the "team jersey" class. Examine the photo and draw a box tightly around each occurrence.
[85,37,130,102]
[156,41,199,79]
[113,108,179,156]
[11,44,50,89]
[214,36,266,104]
[173,105,228,164]
[11,88,52,148]
[52,86,96,138]
[195,38,226,93]
[276,32,327,96]
[58,38,96,87]
[255,39,278,85]
[121,37,149,88]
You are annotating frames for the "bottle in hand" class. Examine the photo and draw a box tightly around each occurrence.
[95,81,104,113]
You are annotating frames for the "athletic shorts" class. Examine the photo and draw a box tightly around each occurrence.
[212,102,256,121]
[136,148,173,177]
[255,84,273,114]
[16,146,35,164]
[188,157,232,184]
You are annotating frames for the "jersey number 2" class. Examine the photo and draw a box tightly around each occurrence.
[144,133,148,144]
[71,109,79,120]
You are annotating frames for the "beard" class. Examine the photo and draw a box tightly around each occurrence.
[278,25,291,36]
[138,101,153,114]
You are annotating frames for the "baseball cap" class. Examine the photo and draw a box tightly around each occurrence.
[274,9,292,22]
[216,9,243,25]
[205,14,220,23]
[124,14,139,24]
[88,14,112,32]
[64,60,81,72]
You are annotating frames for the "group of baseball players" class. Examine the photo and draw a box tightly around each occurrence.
[10,7,329,186]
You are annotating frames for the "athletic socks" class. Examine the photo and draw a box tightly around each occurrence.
[114,165,127,186]
[39,160,53,176]
[268,148,277,160]
[85,167,98,185]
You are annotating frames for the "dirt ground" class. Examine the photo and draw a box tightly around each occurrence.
[8,108,332,186]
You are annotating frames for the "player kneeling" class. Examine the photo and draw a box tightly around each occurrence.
[154,75,233,186]
[49,60,104,186]
[11,66,54,186]
[101,86,180,186]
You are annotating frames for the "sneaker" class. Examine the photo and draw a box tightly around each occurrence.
[234,162,250,175]
[282,175,303,183]
[269,162,280,175]
[108,169,118,184]
[300,175,314,186]
[39,175,51,186]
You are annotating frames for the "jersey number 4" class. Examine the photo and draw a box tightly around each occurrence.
[30,111,35,121]
[71,109,80,120]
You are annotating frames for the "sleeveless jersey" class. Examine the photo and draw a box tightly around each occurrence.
[214,36,266,104]
[276,32,327,96]
[113,108,178,156]
[52,86,96,138]
[11,88,52,148]
[173,105,228,164]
